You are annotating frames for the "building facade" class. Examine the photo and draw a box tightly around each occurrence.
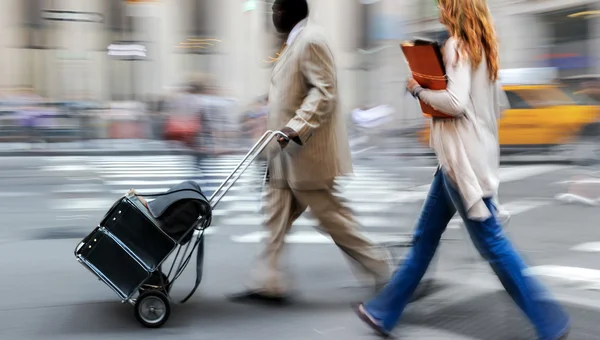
[1,0,598,122]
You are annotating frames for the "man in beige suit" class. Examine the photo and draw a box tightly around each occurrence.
[230,0,390,304]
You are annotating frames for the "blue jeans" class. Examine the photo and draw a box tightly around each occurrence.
[363,169,570,339]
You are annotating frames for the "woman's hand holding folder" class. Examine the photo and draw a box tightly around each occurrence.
[406,78,420,94]
[401,39,455,119]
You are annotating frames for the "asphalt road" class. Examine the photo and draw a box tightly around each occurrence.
[1,155,600,339]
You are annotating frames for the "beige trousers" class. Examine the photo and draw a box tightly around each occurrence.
[250,185,391,295]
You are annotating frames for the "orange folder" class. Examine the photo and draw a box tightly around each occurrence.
[401,39,453,118]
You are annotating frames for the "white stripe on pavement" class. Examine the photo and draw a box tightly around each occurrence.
[230,231,412,244]
[446,199,549,229]
[525,265,600,290]
[217,215,407,228]
[210,201,395,216]
[571,242,600,252]
[498,165,568,182]
[385,166,568,204]
[50,198,116,210]
[0,192,41,197]
[41,165,91,172]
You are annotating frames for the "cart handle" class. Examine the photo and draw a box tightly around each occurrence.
[207,130,288,210]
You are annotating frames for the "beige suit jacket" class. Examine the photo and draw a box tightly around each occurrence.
[266,21,352,190]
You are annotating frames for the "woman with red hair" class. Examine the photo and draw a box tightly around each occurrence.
[354,0,571,338]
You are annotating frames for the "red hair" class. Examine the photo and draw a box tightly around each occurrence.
[438,0,499,81]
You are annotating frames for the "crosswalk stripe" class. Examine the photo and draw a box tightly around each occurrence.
[48,156,565,245]
[215,215,410,228]
[230,231,413,244]
[525,265,600,290]
[571,242,600,252]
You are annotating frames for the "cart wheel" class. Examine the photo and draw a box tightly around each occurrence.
[134,291,170,328]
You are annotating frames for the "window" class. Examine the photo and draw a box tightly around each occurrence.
[505,91,531,109]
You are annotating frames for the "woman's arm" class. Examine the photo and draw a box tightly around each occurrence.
[417,39,472,117]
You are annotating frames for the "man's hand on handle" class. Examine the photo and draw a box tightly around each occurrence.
[278,127,300,148]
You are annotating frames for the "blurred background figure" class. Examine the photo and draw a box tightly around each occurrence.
[241,95,269,146]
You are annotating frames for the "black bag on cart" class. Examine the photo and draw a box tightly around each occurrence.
[145,180,212,244]
[137,180,212,301]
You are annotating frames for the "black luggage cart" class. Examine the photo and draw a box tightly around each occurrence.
[74,130,288,328]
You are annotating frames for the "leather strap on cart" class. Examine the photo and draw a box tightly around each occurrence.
[179,233,205,303]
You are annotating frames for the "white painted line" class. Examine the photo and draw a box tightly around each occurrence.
[339,189,411,198]
[349,136,369,147]
[352,146,377,155]
[95,188,400,203]
[50,198,116,210]
[108,188,168,195]
[571,242,600,252]
[229,231,268,243]
[92,155,195,163]
[231,231,413,244]
[96,165,199,170]
[555,193,599,206]
[211,201,393,216]
[97,166,200,171]
[0,192,40,197]
[109,186,249,194]
[45,156,89,162]
[219,215,403,228]
[56,215,91,221]
[201,227,219,235]
[101,173,203,179]
[105,178,255,186]
[219,194,398,205]
[445,199,548,229]
[443,270,600,309]
[386,166,568,205]
[525,265,600,286]
[502,200,550,215]
[336,177,403,184]
[221,194,265,202]
[498,165,567,183]
[41,165,90,172]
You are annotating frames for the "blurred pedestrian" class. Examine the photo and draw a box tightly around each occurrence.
[163,84,202,150]
[353,0,571,339]
[242,95,268,147]
[229,0,390,304]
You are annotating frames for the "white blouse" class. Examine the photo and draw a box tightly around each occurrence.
[418,37,509,220]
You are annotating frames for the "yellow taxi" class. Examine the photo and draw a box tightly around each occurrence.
[417,83,600,163]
